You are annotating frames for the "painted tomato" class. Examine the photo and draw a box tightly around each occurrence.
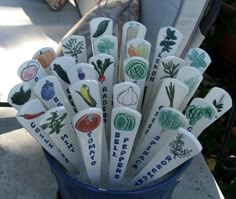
[21,63,39,81]
[75,114,101,133]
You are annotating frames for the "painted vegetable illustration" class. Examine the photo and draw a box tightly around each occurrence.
[136,43,148,58]
[185,104,215,126]
[41,80,55,101]
[93,20,110,38]
[157,110,185,130]
[62,38,84,61]
[41,111,67,135]
[125,59,147,80]
[35,50,56,69]
[114,113,135,131]
[128,44,138,57]
[97,38,114,54]
[117,86,138,106]
[127,23,139,41]
[169,133,192,159]
[21,63,38,81]
[91,58,113,83]
[19,112,45,119]
[53,64,71,84]
[184,75,200,96]
[77,68,85,80]
[187,49,207,68]
[75,114,101,133]
[75,84,97,107]
[11,86,31,105]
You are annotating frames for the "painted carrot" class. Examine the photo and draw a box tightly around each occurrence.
[19,112,45,119]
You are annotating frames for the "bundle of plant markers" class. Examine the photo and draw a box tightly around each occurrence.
[8,17,232,190]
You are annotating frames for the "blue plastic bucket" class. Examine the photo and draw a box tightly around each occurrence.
[44,150,192,199]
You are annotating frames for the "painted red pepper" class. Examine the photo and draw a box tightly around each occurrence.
[19,111,45,119]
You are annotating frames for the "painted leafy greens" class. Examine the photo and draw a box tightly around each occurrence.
[97,38,114,54]
[160,28,177,54]
[187,49,207,68]
[158,110,185,130]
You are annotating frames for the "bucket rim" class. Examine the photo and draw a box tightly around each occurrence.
[44,149,192,194]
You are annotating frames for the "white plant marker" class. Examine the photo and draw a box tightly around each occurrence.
[50,56,75,90]
[32,47,56,74]
[50,56,77,112]
[17,59,48,87]
[123,56,149,110]
[140,78,189,130]
[204,87,232,121]
[67,63,96,84]
[145,27,183,107]
[93,35,118,84]
[69,80,102,111]
[130,128,202,189]
[90,17,113,54]
[184,98,217,137]
[72,108,103,188]
[34,75,75,120]
[89,54,114,137]
[185,47,211,74]
[69,79,109,188]
[61,35,87,63]
[7,82,36,110]
[109,107,141,189]
[142,56,186,115]
[40,106,87,176]
[127,107,187,177]
[119,21,146,81]
[176,66,203,112]
[16,99,77,173]
[126,38,151,61]
[113,82,140,110]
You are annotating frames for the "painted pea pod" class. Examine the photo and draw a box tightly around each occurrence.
[93,20,111,38]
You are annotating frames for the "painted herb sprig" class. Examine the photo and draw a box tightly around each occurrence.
[187,49,207,68]
[159,28,177,55]
[165,82,175,107]
[97,38,114,54]
[41,111,67,134]
[160,61,180,79]
[91,58,113,83]
[62,38,84,61]
[213,95,225,112]
[169,133,193,159]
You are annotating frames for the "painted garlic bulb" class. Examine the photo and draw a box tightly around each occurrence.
[117,86,138,106]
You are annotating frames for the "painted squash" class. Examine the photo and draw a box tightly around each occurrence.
[35,50,56,69]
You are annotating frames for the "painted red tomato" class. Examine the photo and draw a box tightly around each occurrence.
[75,114,101,133]
[21,62,39,81]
